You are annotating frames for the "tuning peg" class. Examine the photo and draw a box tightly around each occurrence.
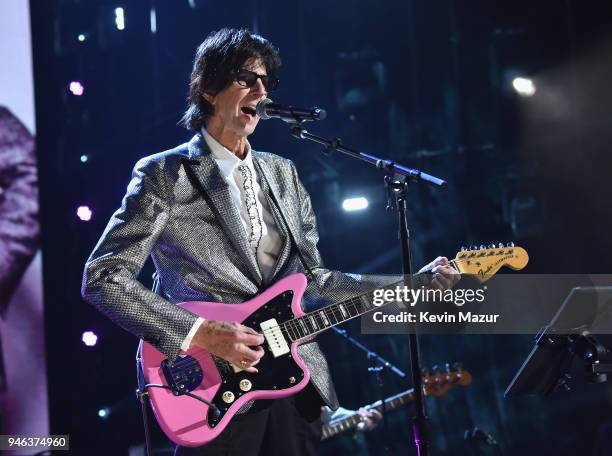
[480,245,486,250]
[488,243,496,249]
[432,365,441,383]
[444,363,453,381]
[470,245,478,251]
[460,246,467,251]
[452,362,463,371]
[507,241,515,247]
[498,242,504,248]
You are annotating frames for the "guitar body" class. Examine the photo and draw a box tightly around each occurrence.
[139,273,311,447]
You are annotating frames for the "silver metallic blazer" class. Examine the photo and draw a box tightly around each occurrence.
[82,134,389,409]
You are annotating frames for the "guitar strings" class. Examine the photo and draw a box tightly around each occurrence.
[265,254,478,340]
[168,255,487,367]
[168,253,510,368]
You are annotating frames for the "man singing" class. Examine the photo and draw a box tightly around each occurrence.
[82,28,457,455]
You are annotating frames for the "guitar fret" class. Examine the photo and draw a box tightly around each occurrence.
[313,312,325,330]
[300,316,311,334]
[283,322,296,341]
[319,311,329,327]
[309,315,319,331]
[289,320,302,340]
[326,307,340,325]
[298,318,308,335]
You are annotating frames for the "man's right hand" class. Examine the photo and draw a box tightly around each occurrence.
[191,320,265,373]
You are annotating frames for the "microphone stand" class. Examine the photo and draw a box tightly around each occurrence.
[290,124,447,456]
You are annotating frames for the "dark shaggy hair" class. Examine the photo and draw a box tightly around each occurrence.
[180,28,281,131]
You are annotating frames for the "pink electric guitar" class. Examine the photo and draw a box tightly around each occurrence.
[139,244,528,447]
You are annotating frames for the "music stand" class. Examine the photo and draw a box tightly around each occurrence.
[505,286,612,397]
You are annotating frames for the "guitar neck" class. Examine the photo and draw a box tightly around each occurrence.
[321,388,416,440]
[280,272,432,343]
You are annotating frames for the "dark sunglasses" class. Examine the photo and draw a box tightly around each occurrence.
[234,68,279,92]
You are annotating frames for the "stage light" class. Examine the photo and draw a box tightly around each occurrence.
[115,7,125,31]
[342,197,369,211]
[98,408,110,419]
[69,81,84,96]
[150,8,157,34]
[80,154,89,163]
[78,33,86,42]
[77,205,93,221]
[512,77,536,97]
[82,331,98,347]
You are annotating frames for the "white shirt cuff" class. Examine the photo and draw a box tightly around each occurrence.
[180,317,206,352]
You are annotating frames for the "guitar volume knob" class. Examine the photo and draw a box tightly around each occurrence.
[222,391,235,403]
[239,379,252,392]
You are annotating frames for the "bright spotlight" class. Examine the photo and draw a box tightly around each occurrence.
[82,331,98,347]
[342,197,369,212]
[80,154,89,163]
[77,205,93,221]
[150,8,157,34]
[78,33,86,42]
[98,408,110,419]
[69,81,84,96]
[512,77,536,97]
[115,7,125,31]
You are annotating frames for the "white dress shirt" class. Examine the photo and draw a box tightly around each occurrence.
[180,129,283,352]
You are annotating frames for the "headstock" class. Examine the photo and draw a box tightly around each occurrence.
[422,363,472,398]
[454,242,529,283]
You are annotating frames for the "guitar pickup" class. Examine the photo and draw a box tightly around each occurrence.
[260,318,290,358]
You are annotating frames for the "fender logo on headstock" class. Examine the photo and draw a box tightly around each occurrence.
[478,254,515,276]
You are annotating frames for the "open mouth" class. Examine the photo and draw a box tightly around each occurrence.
[241,106,257,117]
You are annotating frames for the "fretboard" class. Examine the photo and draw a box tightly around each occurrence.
[280,272,431,342]
[321,388,416,440]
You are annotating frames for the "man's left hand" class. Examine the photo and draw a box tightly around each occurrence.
[419,256,460,290]
[356,408,383,432]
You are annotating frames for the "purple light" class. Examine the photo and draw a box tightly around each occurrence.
[69,81,84,96]
[77,205,93,221]
[82,331,98,347]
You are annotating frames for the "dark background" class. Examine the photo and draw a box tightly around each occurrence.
[30,0,612,454]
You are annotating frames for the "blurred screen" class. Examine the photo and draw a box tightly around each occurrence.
[0,0,48,448]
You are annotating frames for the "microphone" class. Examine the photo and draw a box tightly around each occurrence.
[256,98,326,123]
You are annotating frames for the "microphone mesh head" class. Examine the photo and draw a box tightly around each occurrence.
[256,98,274,120]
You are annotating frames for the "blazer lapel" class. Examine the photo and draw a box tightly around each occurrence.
[252,157,291,283]
[187,135,263,286]
[253,154,301,239]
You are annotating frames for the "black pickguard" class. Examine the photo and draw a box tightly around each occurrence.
[206,290,304,427]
